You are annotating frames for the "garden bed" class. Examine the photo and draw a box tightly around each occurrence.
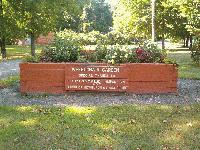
[20,63,178,94]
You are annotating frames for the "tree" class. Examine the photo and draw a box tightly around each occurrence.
[0,0,90,58]
[113,0,152,39]
[151,0,156,42]
[19,0,59,56]
[81,0,113,33]
[56,0,89,32]
[20,0,89,56]
[179,0,200,43]
[0,0,23,58]
[113,0,192,47]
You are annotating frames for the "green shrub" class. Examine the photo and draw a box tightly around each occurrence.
[191,39,200,64]
[103,42,165,64]
[23,55,40,63]
[163,58,178,66]
[38,30,168,64]
[40,32,82,63]
[138,41,165,63]
[94,44,107,62]
[78,50,96,63]
[105,45,129,64]
[106,31,137,45]
[76,55,88,63]
[53,29,137,46]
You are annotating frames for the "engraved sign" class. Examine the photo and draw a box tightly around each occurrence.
[65,64,128,92]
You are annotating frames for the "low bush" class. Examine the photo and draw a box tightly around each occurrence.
[26,30,168,64]
[104,42,165,64]
[40,32,82,62]
[191,39,200,64]
[136,41,165,63]
[75,41,165,64]
[106,31,137,45]
[105,45,132,64]
[52,29,137,46]
[94,45,107,62]
[23,55,40,63]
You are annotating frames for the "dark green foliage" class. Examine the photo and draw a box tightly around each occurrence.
[36,30,167,64]
[94,45,107,62]
[81,0,113,33]
[106,31,137,45]
[191,39,200,64]
[40,34,82,63]
[141,41,165,63]
[104,42,165,64]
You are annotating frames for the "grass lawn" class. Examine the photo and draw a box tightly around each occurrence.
[0,76,19,88]
[0,45,43,61]
[0,46,200,149]
[0,105,200,149]
[167,51,200,80]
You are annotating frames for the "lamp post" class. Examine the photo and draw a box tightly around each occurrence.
[152,0,156,42]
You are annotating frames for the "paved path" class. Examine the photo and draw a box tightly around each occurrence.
[0,60,22,79]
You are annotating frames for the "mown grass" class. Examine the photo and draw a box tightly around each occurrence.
[0,75,19,88]
[167,51,200,80]
[0,45,43,61]
[0,105,200,149]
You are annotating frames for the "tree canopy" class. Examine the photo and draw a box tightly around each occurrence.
[81,0,113,33]
[113,0,199,41]
[1,0,200,58]
[0,0,89,57]
[0,0,24,58]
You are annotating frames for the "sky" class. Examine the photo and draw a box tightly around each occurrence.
[105,0,119,7]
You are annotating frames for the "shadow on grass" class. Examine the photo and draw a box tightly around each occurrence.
[0,105,200,149]
[167,52,200,80]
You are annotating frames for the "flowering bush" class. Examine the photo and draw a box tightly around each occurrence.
[135,46,164,63]
[138,41,165,63]
[104,45,164,64]
[26,30,168,64]
[105,45,128,64]
[36,40,166,64]
[40,33,82,62]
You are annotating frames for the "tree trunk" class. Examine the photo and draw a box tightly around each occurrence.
[151,0,156,42]
[30,33,36,56]
[0,0,4,56]
[161,17,165,50]
[189,35,193,48]
[1,37,6,58]
[0,39,2,54]
[183,38,186,47]
[162,34,165,50]
[186,37,189,47]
